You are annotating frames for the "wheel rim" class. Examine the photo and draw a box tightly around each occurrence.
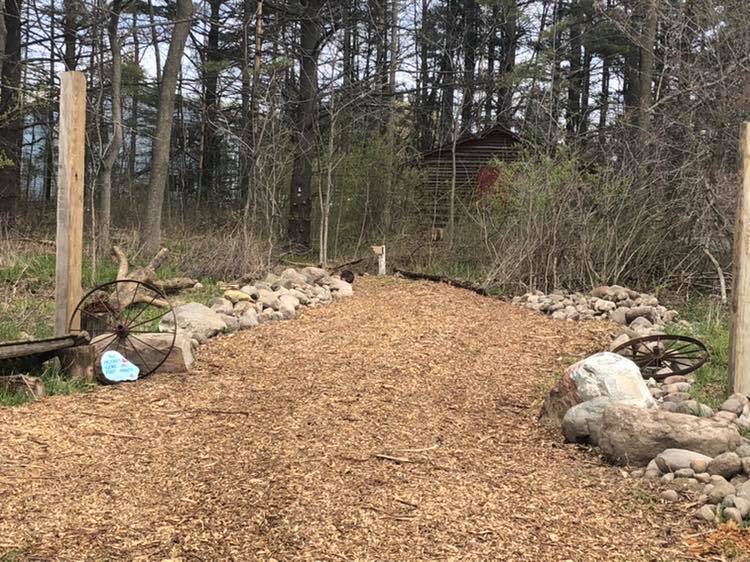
[612,334,708,379]
[69,280,177,380]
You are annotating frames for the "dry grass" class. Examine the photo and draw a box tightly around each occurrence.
[0,277,720,560]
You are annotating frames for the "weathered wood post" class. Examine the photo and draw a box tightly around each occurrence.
[54,72,86,336]
[372,245,386,276]
[731,122,750,393]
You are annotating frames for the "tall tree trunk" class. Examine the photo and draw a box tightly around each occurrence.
[460,0,477,130]
[43,0,56,200]
[199,0,222,199]
[0,0,7,83]
[485,4,498,128]
[496,0,517,127]
[95,0,124,256]
[140,0,194,255]
[0,0,22,219]
[63,0,77,69]
[286,0,322,251]
[638,0,657,132]
[128,12,139,178]
[566,3,582,137]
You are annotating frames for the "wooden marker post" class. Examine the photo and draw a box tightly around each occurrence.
[54,72,86,336]
[372,245,386,276]
[731,123,750,393]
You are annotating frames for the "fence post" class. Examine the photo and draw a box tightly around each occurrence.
[54,71,86,336]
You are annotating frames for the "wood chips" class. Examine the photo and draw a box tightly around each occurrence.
[0,278,737,560]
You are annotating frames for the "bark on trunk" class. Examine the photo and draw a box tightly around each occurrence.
[95,0,124,257]
[140,0,194,256]
[287,0,322,251]
[0,0,22,219]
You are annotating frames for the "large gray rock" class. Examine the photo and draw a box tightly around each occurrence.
[159,302,227,343]
[238,308,259,329]
[329,277,353,298]
[598,403,742,466]
[280,268,309,287]
[720,394,750,415]
[708,452,742,479]
[257,289,281,310]
[541,352,655,423]
[301,266,328,285]
[655,449,712,473]
[562,397,613,445]
[278,294,299,320]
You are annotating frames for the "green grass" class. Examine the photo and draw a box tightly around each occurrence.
[0,365,95,407]
[666,298,730,409]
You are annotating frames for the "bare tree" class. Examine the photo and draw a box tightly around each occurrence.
[94,0,124,256]
[140,0,195,255]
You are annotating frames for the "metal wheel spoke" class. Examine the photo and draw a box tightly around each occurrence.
[128,333,164,354]
[124,336,151,375]
[124,292,158,329]
[128,308,170,331]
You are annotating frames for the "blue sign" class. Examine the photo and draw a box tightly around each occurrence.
[100,350,140,382]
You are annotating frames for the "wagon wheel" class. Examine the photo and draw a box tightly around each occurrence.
[69,280,177,380]
[612,334,709,379]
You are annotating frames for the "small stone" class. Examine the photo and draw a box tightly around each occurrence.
[720,394,750,415]
[696,504,716,522]
[656,449,712,473]
[660,489,679,502]
[630,317,653,333]
[723,507,743,524]
[661,472,675,482]
[735,496,750,517]
[732,474,749,488]
[708,452,742,479]
[223,289,252,304]
[209,297,234,316]
[663,375,689,385]
[630,468,645,478]
[721,494,738,508]
[691,458,710,473]
[675,468,695,478]
[716,410,739,423]
[662,392,691,403]
[660,402,679,412]
[737,444,750,459]
[695,472,711,483]
[742,458,750,476]
[707,480,736,504]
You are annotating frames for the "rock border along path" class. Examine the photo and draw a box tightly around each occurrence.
[0,278,707,560]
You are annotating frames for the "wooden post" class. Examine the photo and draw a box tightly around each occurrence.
[731,122,750,393]
[372,245,386,276]
[54,72,86,336]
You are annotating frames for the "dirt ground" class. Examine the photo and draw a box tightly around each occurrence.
[0,277,720,561]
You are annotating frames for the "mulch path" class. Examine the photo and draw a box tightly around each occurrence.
[0,277,733,560]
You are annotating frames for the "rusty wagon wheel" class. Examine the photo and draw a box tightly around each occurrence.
[612,334,709,380]
[69,280,176,381]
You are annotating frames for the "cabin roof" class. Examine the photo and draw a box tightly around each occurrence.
[421,125,520,160]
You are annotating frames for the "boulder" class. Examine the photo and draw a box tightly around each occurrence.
[598,403,742,465]
[224,289,252,304]
[723,507,743,524]
[159,302,227,343]
[257,289,281,310]
[541,352,654,423]
[708,452,742,479]
[209,297,234,316]
[655,449,712,473]
[562,397,612,444]
[280,268,309,287]
[609,307,629,326]
[219,314,240,331]
[329,276,353,297]
[707,479,736,504]
[301,266,328,285]
[720,394,750,415]
[238,308,259,329]
[278,294,299,320]
[240,285,260,301]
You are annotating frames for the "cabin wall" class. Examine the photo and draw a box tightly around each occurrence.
[420,132,519,228]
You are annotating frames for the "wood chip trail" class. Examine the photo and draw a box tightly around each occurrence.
[0,278,703,560]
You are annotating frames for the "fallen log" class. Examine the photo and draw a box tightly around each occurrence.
[152,277,198,294]
[394,269,488,295]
